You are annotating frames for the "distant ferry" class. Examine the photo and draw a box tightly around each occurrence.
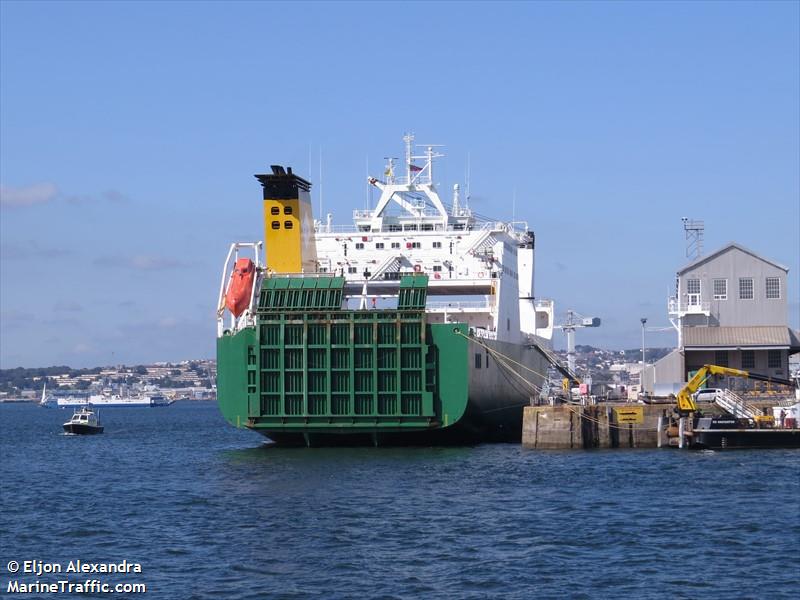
[40,384,173,408]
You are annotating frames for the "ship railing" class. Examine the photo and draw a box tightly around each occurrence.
[713,389,759,420]
[314,220,521,235]
[668,296,711,316]
[426,300,494,312]
[216,242,263,337]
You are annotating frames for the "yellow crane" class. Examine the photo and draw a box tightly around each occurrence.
[676,364,795,415]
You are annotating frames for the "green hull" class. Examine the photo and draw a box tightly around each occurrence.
[217,274,543,445]
[217,315,471,440]
[218,274,468,442]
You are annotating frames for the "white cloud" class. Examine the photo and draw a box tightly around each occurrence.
[65,189,131,205]
[0,183,59,208]
[54,301,84,313]
[93,255,188,271]
[158,317,179,328]
[1,241,69,260]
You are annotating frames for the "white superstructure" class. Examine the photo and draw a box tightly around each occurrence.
[312,134,554,344]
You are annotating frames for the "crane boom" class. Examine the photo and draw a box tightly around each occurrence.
[676,364,796,414]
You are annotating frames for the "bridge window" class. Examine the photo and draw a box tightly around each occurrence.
[348,267,357,274]
[271,221,280,229]
[283,206,293,215]
[270,206,280,215]
[355,243,364,250]
[284,221,293,229]
[375,243,384,249]
[474,353,482,369]
[432,265,442,272]
[432,242,442,248]
[391,242,400,249]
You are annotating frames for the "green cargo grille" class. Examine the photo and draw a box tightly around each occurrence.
[243,275,436,429]
[258,276,345,312]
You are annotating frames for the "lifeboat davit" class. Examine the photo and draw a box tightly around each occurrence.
[225,258,255,317]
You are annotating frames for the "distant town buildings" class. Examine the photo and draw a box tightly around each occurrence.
[0,360,217,400]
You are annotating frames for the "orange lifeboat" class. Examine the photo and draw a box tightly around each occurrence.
[225,258,255,317]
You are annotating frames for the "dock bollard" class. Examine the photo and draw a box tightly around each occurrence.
[657,416,663,448]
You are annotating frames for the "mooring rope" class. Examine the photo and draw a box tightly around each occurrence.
[454,329,666,432]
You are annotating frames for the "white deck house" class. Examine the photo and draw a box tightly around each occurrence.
[651,243,800,393]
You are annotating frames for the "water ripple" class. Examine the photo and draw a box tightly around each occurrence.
[2,402,798,599]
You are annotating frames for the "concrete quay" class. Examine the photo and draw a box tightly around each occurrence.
[522,404,672,450]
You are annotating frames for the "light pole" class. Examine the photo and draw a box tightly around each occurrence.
[640,318,647,365]
[640,318,647,394]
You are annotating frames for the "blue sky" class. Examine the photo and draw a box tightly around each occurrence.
[1,1,798,368]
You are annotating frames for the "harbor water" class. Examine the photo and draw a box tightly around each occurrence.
[1,401,798,599]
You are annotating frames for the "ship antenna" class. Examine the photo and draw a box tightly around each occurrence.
[319,146,323,218]
[465,152,471,211]
[512,187,516,226]
[404,132,414,183]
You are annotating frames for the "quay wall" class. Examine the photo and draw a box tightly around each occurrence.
[522,404,672,450]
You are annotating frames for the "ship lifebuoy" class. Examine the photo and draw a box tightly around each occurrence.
[478,271,485,278]
[414,264,421,273]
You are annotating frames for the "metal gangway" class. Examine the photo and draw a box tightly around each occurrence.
[713,389,759,420]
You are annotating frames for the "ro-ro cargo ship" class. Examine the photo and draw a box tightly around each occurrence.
[216,135,558,445]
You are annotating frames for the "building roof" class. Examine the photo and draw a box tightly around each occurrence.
[677,242,789,275]
[683,326,800,351]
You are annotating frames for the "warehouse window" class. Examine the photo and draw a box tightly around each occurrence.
[739,278,754,300]
[766,277,780,299]
[741,350,755,369]
[715,350,728,367]
[687,279,700,294]
[768,350,782,369]
[713,279,727,300]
